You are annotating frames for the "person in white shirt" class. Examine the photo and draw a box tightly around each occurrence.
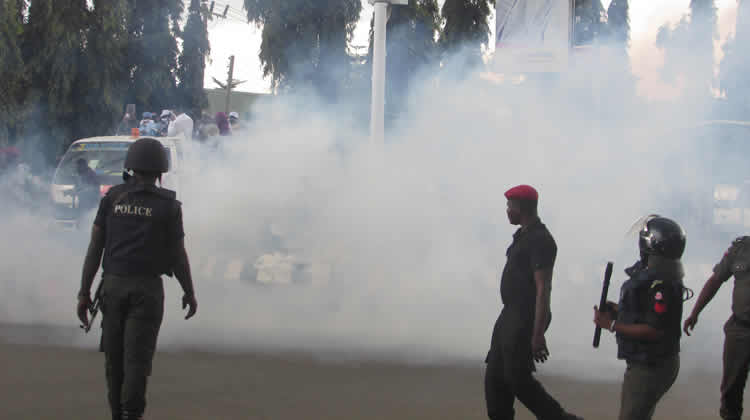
[167,110,194,141]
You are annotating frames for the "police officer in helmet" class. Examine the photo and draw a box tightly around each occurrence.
[76,138,198,420]
[594,216,688,420]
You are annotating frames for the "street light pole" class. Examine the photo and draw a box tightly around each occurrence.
[369,0,407,144]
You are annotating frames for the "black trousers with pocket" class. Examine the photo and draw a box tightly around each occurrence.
[100,274,164,420]
[484,309,569,420]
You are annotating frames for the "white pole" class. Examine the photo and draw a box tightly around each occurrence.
[370,1,388,144]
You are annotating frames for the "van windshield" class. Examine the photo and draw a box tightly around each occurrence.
[54,142,132,186]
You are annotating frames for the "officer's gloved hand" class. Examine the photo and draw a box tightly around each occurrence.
[182,294,197,320]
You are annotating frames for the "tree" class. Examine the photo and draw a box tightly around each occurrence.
[372,0,440,114]
[0,0,28,144]
[656,0,717,98]
[78,0,130,138]
[126,0,183,114]
[23,1,89,160]
[574,0,607,45]
[440,0,493,60]
[606,0,629,49]
[244,0,362,100]
[177,0,210,119]
[719,0,750,118]
[689,0,718,84]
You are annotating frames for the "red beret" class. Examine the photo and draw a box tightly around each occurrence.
[504,184,538,201]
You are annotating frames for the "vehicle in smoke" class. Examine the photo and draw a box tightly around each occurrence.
[50,135,186,229]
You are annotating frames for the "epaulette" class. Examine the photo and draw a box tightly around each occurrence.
[733,236,750,246]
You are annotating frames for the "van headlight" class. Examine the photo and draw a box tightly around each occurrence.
[714,184,740,201]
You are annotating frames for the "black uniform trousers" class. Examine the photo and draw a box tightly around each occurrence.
[485,309,567,420]
[101,274,164,420]
[721,315,750,420]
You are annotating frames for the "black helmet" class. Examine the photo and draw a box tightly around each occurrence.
[124,138,169,173]
[639,216,686,260]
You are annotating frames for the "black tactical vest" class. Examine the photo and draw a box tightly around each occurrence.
[101,181,180,278]
[616,259,684,364]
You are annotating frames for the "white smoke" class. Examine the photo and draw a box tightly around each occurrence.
[0,24,746,382]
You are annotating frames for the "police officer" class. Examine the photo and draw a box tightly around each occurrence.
[76,138,198,420]
[593,216,687,420]
[485,185,582,420]
[684,236,750,420]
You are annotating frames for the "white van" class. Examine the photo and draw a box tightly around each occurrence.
[51,135,185,228]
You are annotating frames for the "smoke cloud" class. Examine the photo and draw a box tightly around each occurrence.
[0,20,747,383]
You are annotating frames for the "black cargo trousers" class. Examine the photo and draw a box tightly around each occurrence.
[720,315,750,420]
[100,274,164,420]
[484,308,568,420]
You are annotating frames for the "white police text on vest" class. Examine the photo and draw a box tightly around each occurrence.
[114,204,153,217]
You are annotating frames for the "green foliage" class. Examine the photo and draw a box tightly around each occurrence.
[23,0,89,159]
[80,0,130,138]
[719,0,750,118]
[656,0,716,92]
[380,0,440,111]
[606,0,629,47]
[177,0,210,118]
[0,0,28,144]
[244,0,362,99]
[574,0,607,45]
[126,0,183,113]
[439,0,493,55]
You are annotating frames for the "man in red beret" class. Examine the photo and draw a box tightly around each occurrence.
[484,185,582,420]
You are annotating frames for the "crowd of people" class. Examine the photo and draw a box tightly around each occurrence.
[116,107,246,142]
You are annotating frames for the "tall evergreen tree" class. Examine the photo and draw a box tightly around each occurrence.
[0,0,27,144]
[23,1,88,160]
[574,0,607,45]
[606,0,629,50]
[689,0,718,85]
[126,0,183,114]
[719,0,750,118]
[440,0,493,59]
[177,0,210,119]
[78,0,130,138]
[376,0,440,114]
[244,0,362,99]
[656,0,717,97]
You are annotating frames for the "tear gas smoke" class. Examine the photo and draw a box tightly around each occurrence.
[0,33,745,382]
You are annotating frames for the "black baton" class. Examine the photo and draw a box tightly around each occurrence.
[593,262,614,348]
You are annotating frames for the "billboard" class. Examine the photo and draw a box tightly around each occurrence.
[495,0,574,73]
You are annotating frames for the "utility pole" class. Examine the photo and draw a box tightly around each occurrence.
[225,55,235,115]
[212,55,246,114]
[369,0,407,144]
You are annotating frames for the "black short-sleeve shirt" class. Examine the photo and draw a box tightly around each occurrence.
[500,219,557,314]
